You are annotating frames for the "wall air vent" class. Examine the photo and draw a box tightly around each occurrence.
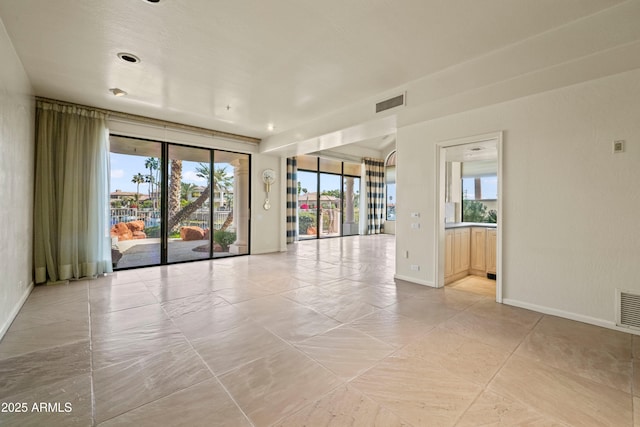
[617,289,640,330]
[376,93,405,113]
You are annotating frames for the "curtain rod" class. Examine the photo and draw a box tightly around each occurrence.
[36,96,261,145]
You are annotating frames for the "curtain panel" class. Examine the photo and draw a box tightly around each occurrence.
[286,157,298,243]
[364,157,385,234]
[34,100,112,284]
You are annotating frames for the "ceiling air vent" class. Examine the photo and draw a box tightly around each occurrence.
[376,93,405,113]
[617,289,640,330]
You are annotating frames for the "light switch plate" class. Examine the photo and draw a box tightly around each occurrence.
[613,140,625,153]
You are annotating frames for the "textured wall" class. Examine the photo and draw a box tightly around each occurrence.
[396,68,640,327]
[0,18,34,336]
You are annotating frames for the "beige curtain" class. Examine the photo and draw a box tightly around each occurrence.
[34,100,112,284]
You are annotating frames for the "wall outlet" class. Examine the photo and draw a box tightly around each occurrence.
[411,212,420,218]
[411,223,420,229]
[410,264,420,271]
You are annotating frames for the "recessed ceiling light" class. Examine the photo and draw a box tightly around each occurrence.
[117,52,140,64]
[144,0,160,3]
[110,88,128,97]
[267,123,275,131]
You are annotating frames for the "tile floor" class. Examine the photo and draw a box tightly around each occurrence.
[0,235,638,426]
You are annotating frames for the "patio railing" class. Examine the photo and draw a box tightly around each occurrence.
[111,208,233,231]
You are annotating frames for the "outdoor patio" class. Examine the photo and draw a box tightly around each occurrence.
[115,238,233,269]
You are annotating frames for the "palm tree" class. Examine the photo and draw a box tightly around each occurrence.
[180,182,196,201]
[168,159,182,228]
[168,164,234,232]
[144,157,159,208]
[213,166,233,207]
[144,174,155,205]
[131,173,145,204]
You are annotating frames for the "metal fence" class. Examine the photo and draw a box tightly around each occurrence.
[110,208,233,231]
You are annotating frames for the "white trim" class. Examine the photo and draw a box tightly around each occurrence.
[503,298,640,336]
[0,282,34,340]
[394,274,436,288]
[435,131,503,301]
[108,118,259,154]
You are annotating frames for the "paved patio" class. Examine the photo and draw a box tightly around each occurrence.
[115,238,233,269]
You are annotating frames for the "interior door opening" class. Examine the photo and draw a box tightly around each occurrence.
[436,133,503,303]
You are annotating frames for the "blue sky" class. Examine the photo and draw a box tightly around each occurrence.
[297,171,346,195]
[110,153,230,193]
[462,176,498,200]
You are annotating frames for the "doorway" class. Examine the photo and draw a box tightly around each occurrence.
[436,132,503,302]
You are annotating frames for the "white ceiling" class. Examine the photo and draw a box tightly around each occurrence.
[1,0,639,157]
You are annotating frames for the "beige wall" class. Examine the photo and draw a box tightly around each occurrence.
[0,18,34,336]
[396,68,640,329]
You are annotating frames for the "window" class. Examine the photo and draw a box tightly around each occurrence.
[385,151,396,220]
[461,176,497,200]
[461,175,498,223]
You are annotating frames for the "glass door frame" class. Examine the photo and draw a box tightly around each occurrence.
[110,134,251,270]
[297,157,361,240]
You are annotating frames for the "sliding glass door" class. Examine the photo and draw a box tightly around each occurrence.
[213,151,250,257]
[167,145,211,263]
[297,170,318,240]
[109,136,250,269]
[342,175,360,236]
[296,155,362,240]
[109,137,162,269]
[319,173,341,238]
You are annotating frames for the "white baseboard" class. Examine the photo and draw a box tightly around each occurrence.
[502,298,639,335]
[0,281,34,340]
[251,247,282,255]
[394,274,436,288]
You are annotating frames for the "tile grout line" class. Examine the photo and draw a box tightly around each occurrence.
[457,313,559,426]
[450,307,546,427]
[87,283,97,427]
[159,296,257,427]
[160,297,255,426]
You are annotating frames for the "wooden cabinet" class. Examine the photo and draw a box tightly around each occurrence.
[453,228,470,274]
[446,225,496,284]
[445,227,469,284]
[470,227,487,275]
[486,228,497,275]
[444,229,454,279]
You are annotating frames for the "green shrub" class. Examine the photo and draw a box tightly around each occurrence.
[462,199,487,223]
[214,230,236,251]
[298,212,315,235]
[145,225,160,238]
